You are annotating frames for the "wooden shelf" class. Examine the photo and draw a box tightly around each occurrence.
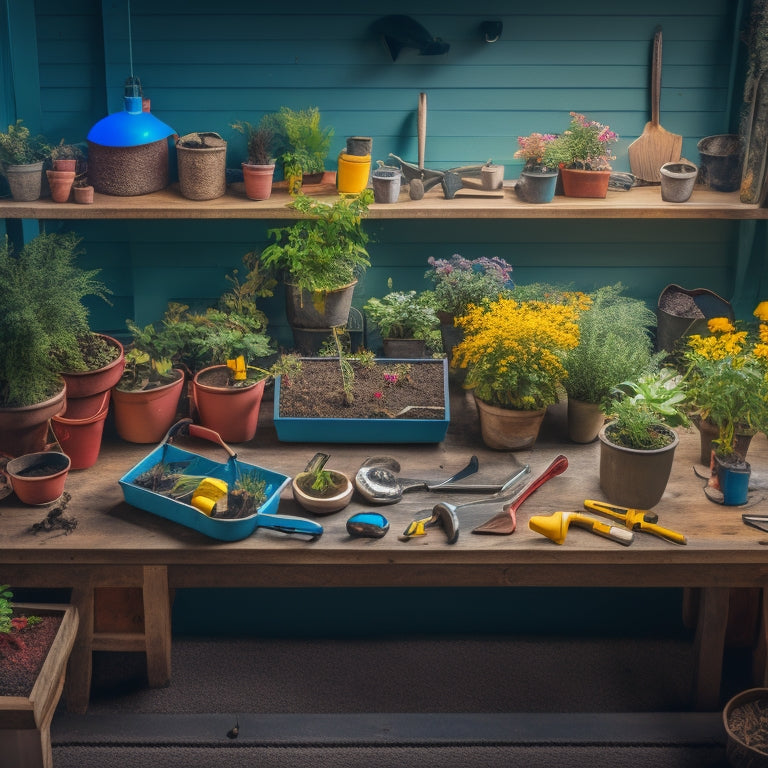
[1,182,765,221]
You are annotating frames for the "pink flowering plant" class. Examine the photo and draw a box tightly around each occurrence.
[513,132,559,172]
[424,254,514,318]
[546,112,618,171]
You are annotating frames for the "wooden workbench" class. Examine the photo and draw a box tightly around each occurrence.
[2,385,768,714]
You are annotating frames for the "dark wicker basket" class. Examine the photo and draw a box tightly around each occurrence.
[87,138,169,196]
[724,688,768,768]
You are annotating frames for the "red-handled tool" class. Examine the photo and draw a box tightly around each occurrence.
[472,454,569,535]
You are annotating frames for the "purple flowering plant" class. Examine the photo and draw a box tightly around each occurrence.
[513,132,559,172]
[424,254,514,318]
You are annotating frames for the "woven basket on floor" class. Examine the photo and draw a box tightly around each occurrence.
[724,688,768,768]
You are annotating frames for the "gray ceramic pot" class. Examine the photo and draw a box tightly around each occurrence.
[660,161,698,203]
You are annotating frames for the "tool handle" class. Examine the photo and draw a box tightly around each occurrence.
[504,455,568,516]
[418,92,427,168]
[651,26,662,126]
[256,513,323,537]
[574,516,634,546]
[641,522,687,545]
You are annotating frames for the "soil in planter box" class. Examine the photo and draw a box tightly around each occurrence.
[0,614,62,696]
[279,360,445,419]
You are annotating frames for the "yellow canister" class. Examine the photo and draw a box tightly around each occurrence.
[337,153,371,194]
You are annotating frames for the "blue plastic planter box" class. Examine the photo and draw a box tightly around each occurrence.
[273,358,450,443]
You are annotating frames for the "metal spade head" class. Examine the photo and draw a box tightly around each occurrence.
[354,455,479,505]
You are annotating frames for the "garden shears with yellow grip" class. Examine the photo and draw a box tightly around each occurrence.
[583,500,687,545]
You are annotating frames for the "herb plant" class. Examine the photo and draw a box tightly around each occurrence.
[231,120,274,165]
[260,106,333,176]
[363,289,440,346]
[0,120,50,165]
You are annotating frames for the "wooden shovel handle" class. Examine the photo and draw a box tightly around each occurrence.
[418,92,427,169]
[651,27,662,126]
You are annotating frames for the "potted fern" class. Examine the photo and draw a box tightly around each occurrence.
[363,289,441,358]
[0,232,113,457]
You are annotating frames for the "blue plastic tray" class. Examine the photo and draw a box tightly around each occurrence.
[119,421,318,541]
[273,358,450,443]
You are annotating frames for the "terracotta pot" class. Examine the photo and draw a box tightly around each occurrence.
[73,185,94,204]
[567,398,605,444]
[285,280,357,329]
[112,370,185,444]
[0,384,66,458]
[598,422,679,509]
[382,338,427,358]
[292,470,354,515]
[192,366,266,443]
[474,396,546,451]
[560,168,611,198]
[4,162,44,201]
[46,169,76,203]
[52,158,77,172]
[51,390,110,469]
[241,163,275,200]
[60,335,125,419]
[6,451,71,505]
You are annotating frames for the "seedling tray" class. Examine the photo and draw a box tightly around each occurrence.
[119,420,292,541]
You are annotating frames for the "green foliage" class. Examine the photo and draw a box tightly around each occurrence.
[260,106,333,175]
[231,119,274,165]
[121,253,276,385]
[234,470,267,504]
[603,368,689,450]
[363,290,440,342]
[0,586,12,634]
[544,112,618,171]
[0,120,50,165]
[0,232,110,407]
[261,191,372,293]
[563,284,658,404]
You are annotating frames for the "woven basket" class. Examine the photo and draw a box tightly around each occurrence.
[724,688,768,768]
[88,138,169,196]
[176,132,227,200]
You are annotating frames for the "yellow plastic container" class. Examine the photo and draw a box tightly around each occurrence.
[337,153,371,193]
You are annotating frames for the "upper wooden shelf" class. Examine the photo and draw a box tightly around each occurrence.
[1,182,765,221]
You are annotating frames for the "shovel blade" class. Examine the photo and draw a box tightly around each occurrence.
[472,510,516,535]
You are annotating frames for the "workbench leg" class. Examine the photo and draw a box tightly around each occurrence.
[693,587,730,710]
[142,565,171,687]
[752,588,768,686]
[65,582,95,715]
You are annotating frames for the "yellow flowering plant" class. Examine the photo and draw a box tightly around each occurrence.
[681,303,768,457]
[451,295,583,410]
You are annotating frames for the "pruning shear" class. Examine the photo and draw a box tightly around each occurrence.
[400,503,460,544]
[583,499,687,545]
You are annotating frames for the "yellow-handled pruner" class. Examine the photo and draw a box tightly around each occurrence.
[583,500,687,545]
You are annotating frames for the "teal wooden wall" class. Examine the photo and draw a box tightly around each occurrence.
[3,0,765,349]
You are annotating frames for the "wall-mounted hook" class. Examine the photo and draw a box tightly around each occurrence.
[480,20,502,43]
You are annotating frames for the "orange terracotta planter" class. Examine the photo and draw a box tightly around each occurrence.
[112,370,185,444]
[560,168,611,199]
[51,391,110,469]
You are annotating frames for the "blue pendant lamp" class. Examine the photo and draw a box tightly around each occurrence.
[87,0,174,148]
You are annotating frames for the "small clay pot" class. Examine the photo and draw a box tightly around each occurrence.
[73,185,94,204]
[292,470,354,515]
[660,162,698,203]
[7,452,71,505]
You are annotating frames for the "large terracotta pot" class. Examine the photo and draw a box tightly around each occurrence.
[474,396,546,451]
[567,398,605,444]
[112,370,185,444]
[598,422,679,509]
[60,334,125,419]
[693,415,755,466]
[191,366,266,443]
[51,390,110,469]
[560,168,611,198]
[0,384,66,458]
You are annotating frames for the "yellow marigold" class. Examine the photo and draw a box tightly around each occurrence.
[754,302,768,323]
[707,317,734,333]
[754,343,768,360]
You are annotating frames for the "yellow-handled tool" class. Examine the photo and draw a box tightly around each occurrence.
[529,511,634,546]
[583,499,687,545]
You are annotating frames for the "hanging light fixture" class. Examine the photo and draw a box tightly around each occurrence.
[87,1,176,195]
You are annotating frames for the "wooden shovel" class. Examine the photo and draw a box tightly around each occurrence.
[472,454,568,535]
[628,27,682,183]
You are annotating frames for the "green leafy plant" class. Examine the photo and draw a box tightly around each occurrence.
[261,190,373,293]
[0,585,41,655]
[681,306,768,458]
[603,368,689,450]
[363,288,440,347]
[513,132,559,172]
[122,252,277,385]
[0,232,111,407]
[0,120,50,165]
[231,119,274,165]
[260,106,333,176]
[424,254,514,318]
[545,112,618,171]
[563,284,659,406]
[297,453,347,497]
